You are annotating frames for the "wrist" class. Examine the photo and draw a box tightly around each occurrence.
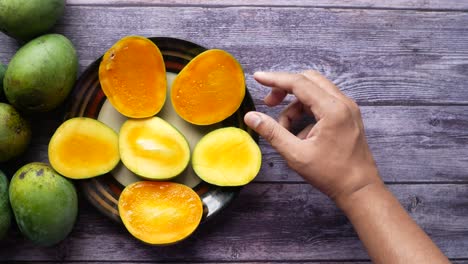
[330,163,382,207]
[335,179,387,214]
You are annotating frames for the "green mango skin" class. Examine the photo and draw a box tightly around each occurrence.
[0,103,31,162]
[9,162,78,246]
[0,170,11,240]
[0,63,6,102]
[0,0,65,41]
[4,34,78,112]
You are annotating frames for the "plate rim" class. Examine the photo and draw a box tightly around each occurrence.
[65,36,258,225]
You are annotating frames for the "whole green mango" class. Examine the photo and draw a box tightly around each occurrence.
[0,103,31,162]
[0,0,65,41]
[0,170,11,240]
[0,63,6,101]
[4,34,78,112]
[9,162,78,246]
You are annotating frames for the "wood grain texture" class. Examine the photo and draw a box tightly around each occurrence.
[61,262,373,264]
[45,262,468,264]
[255,105,468,183]
[0,183,466,262]
[67,0,468,10]
[3,105,468,183]
[0,4,467,263]
[48,262,468,264]
[1,6,468,104]
[55,262,373,264]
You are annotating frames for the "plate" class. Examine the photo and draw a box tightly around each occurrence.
[64,37,257,223]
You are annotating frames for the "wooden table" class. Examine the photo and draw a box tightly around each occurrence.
[1,0,468,263]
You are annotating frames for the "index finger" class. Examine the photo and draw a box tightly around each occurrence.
[302,70,347,101]
[254,71,333,118]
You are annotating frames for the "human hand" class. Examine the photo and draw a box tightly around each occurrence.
[244,71,382,205]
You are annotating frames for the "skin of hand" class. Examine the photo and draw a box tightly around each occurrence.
[244,70,381,204]
[244,71,450,264]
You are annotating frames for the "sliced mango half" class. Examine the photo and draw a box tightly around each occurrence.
[192,127,261,186]
[119,117,190,180]
[48,117,120,179]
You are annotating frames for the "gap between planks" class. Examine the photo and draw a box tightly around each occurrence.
[66,0,468,12]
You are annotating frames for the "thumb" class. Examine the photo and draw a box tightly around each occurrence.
[244,111,299,159]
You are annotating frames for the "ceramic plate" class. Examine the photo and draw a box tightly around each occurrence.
[65,37,257,223]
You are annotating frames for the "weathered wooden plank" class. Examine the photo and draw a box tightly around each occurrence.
[1,7,468,104]
[48,262,468,264]
[67,0,468,11]
[46,262,374,264]
[2,105,468,183]
[53,262,468,264]
[59,262,372,264]
[61,262,372,264]
[0,183,466,261]
[255,105,468,183]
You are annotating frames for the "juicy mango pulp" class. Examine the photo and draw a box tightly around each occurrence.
[48,117,119,179]
[99,36,166,118]
[118,181,202,245]
[119,117,190,180]
[192,127,262,186]
[57,132,117,167]
[171,49,245,125]
[126,125,185,167]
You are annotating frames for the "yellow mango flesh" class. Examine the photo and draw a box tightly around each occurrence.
[119,117,190,180]
[118,181,203,245]
[48,117,120,179]
[192,127,261,186]
[99,36,166,118]
[171,49,245,125]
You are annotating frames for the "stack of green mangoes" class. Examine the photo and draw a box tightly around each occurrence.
[0,0,79,246]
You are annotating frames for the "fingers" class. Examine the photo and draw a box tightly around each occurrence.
[254,70,364,135]
[264,88,287,106]
[297,124,314,140]
[302,70,346,101]
[278,99,304,130]
[254,71,333,118]
[244,111,300,160]
[302,70,364,128]
[301,70,360,111]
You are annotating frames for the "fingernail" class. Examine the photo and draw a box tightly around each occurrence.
[245,112,262,128]
[254,71,268,78]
